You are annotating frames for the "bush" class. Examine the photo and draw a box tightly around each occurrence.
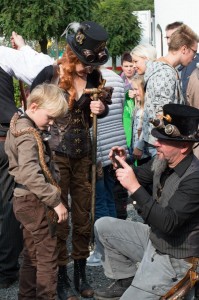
[13,79,21,108]
[13,79,29,108]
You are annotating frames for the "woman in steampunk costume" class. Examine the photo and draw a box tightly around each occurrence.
[31,21,112,300]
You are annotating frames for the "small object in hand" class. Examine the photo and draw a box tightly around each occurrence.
[112,150,122,169]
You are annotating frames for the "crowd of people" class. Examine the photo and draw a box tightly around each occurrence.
[1,19,199,300]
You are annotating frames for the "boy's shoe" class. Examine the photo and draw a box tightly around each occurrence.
[94,277,133,300]
[86,250,102,267]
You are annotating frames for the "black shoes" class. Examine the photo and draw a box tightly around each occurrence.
[57,265,79,300]
[58,259,94,299]
[94,277,133,300]
[74,259,94,298]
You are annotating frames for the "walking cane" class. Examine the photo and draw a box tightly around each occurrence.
[83,79,106,250]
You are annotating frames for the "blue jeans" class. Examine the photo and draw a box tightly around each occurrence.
[95,165,117,221]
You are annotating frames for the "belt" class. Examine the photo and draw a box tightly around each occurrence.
[0,136,6,142]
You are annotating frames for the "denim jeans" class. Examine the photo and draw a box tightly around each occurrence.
[95,165,117,221]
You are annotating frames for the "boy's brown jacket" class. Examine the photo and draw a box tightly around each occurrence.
[5,116,61,208]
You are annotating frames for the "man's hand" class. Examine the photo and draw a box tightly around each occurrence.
[115,156,140,194]
[10,31,26,50]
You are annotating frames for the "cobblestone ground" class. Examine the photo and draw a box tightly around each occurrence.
[0,204,195,300]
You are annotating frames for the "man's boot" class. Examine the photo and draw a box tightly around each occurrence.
[74,259,94,298]
[57,265,79,300]
[94,277,134,300]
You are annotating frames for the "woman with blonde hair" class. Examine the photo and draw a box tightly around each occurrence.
[130,44,157,75]
[131,25,198,160]
[130,44,157,159]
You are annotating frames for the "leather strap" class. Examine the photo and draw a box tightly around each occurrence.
[160,257,199,299]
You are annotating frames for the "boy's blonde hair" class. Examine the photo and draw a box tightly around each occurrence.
[131,44,157,60]
[169,24,199,51]
[27,83,68,118]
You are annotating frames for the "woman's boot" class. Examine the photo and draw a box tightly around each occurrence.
[74,259,94,298]
[57,265,79,300]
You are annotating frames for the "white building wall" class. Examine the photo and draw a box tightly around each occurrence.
[154,0,199,56]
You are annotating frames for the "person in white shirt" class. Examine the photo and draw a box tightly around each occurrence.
[0,31,54,85]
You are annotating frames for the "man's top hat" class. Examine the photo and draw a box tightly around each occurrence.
[63,21,109,66]
[151,104,199,142]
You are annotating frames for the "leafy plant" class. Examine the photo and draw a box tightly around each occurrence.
[92,0,142,69]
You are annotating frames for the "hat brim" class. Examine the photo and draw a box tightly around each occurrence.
[67,34,109,66]
[151,128,199,142]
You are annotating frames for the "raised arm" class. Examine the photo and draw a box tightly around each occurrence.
[0,31,54,85]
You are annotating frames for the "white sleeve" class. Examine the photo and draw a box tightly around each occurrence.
[0,45,54,85]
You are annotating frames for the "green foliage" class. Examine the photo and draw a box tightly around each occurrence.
[92,0,142,68]
[0,0,154,64]
[0,0,98,53]
[13,79,21,108]
[133,0,154,12]
[0,1,64,40]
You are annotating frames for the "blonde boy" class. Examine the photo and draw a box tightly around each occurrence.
[5,83,68,299]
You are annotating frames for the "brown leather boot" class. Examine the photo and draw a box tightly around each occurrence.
[74,259,94,298]
[57,266,79,300]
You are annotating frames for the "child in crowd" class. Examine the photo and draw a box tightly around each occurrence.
[131,75,150,165]
[121,51,135,158]
[120,51,135,92]
[5,83,68,300]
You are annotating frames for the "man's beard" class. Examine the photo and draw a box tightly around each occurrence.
[151,156,168,175]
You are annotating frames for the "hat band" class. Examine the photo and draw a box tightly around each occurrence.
[150,117,199,140]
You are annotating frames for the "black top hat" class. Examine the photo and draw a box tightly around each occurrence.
[151,104,199,142]
[65,21,109,66]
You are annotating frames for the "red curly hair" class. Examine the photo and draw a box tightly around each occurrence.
[57,45,81,110]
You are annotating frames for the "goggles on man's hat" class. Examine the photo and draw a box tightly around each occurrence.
[150,103,199,142]
[61,21,109,66]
